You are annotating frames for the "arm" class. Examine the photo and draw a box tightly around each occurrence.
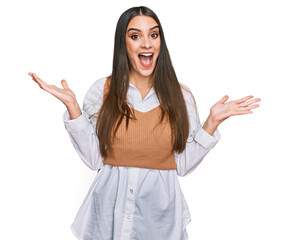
[63,77,106,171]
[175,84,261,177]
[175,85,221,177]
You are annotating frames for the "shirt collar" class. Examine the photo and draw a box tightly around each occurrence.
[128,81,156,102]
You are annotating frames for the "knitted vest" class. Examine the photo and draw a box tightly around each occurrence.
[102,77,177,170]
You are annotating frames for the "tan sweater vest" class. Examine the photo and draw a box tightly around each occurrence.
[102,78,177,170]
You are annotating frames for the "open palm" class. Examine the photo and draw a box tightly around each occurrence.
[210,95,261,124]
[28,72,76,107]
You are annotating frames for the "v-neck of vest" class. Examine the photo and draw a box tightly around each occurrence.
[130,105,160,115]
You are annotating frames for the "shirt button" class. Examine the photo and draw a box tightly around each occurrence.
[130,189,133,193]
[127,215,130,219]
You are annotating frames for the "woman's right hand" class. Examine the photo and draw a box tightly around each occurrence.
[28,72,77,107]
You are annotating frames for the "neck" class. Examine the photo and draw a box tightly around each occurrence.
[129,71,153,90]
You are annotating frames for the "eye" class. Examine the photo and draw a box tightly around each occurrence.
[131,34,139,40]
[151,33,159,38]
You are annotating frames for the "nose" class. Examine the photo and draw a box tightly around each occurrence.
[141,35,152,49]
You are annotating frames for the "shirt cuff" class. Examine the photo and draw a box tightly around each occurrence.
[63,109,91,133]
[194,121,221,149]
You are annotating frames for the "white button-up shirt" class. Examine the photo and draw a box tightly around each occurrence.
[63,77,221,240]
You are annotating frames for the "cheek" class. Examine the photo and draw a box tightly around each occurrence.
[126,50,137,68]
[127,50,135,63]
[154,40,161,55]
[125,47,132,61]
[126,42,137,59]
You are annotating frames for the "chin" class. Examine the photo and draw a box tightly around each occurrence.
[137,65,156,77]
[138,71,154,78]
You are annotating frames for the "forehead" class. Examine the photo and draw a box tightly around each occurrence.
[126,15,158,31]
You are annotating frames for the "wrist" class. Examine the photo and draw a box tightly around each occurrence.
[207,114,221,127]
[66,102,82,120]
[202,115,220,136]
[66,100,79,110]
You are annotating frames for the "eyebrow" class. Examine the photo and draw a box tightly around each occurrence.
[127,25,159,32]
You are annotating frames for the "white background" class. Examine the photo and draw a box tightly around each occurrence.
[0,0,288,239]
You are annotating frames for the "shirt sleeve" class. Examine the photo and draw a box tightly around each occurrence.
[174,84,221,177]
[62,77,106,171]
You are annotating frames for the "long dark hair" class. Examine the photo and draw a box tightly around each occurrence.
[96,6,190,158]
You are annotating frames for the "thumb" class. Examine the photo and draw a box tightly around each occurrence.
[219,95,229,104]
[61,79,70,89]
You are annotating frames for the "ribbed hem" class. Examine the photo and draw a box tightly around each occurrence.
[103,161,177,170]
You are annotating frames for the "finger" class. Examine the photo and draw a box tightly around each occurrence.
[29,72,41,84]
[32,73,49,86]
[218,108,255,121]
[29,72,37,80]
[234,110,253,115]
[226,110,253,117]
[239,98,261,107]
[30,73,38,82]
[61,79,70,89]
[30,72,39,81]
[219,95,229,104]
[32,72,40,79]
[30,73,50,91]
[235,95,254,104]
[238,104,260,111]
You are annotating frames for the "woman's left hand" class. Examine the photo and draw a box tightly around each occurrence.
[209,95,261,125]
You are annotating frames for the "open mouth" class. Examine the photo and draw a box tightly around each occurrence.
[138,52,154,68]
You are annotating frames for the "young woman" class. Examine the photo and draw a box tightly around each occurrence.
[28,6,261,240]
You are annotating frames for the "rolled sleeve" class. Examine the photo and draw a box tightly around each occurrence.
[63,109,91,133]
[194,121,221,149]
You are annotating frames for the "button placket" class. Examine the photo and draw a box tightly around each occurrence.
[124,186,135,222]
[120,168,140,240]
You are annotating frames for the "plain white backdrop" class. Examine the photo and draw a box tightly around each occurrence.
[1,0,288,239]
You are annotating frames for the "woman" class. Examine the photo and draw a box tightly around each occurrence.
[28,6,261,240]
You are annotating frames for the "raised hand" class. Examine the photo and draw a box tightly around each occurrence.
[210,95,261,124]
[202,95,261,136]
[28,72,77,107]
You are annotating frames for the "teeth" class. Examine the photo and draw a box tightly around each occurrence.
[139,53,153,56]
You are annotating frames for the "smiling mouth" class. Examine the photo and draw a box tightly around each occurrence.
[138,53,154,68]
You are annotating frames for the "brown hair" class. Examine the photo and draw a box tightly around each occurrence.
[95,6,191,158]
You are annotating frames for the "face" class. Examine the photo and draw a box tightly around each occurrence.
[125,15,161,79]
